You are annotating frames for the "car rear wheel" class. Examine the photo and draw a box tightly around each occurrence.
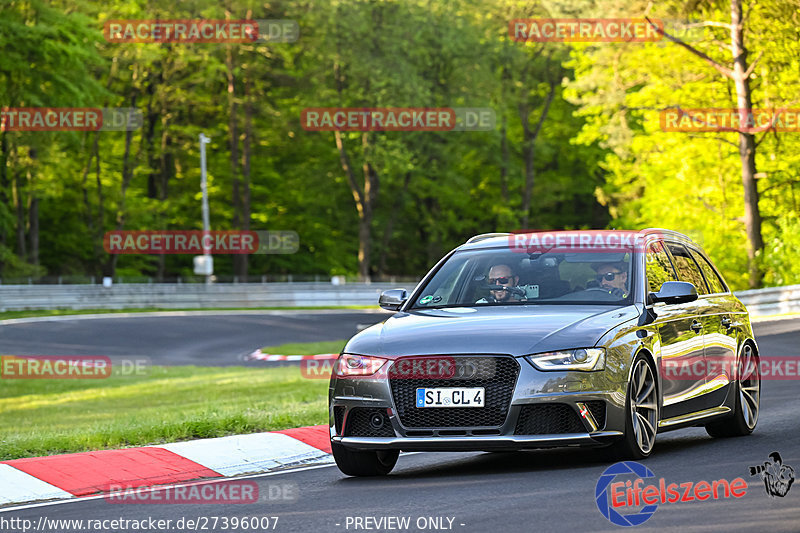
[331,442,399,476]
[706,343,760,438]
[606,354,658,460]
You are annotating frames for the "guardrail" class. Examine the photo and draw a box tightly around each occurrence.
[0,282,796,315]
[0,282,420,311]
[734,284,800,317]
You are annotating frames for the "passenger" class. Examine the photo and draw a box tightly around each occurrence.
[592,261,629,298]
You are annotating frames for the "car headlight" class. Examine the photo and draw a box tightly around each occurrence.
[525,348,605,371]
[334,354,388,377]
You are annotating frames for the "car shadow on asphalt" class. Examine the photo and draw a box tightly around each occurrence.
[334,433,722,482]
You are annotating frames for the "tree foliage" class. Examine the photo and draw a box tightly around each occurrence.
[0,0,795,289]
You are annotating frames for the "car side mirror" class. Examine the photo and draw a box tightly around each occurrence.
[379,289,408,311]
[649,281,698,305]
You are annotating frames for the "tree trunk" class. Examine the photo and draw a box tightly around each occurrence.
[14,166,26,259]
[110,90,138,276]
[334,130,375,281]
[94,132,107,275]
[144,80,158,199]
[226,42,244,278]
[80,132,106,276]
[240,75,254,279]
[730,0,763,288]
[27,148,38,268]
[518,60,557,229]
[28,191,38,268]
[520,122,534,228]
[500,114,509,206]
[0,131,9,271]
[377,171,411,276]
[360,133,378,280]
[156,127,172,282]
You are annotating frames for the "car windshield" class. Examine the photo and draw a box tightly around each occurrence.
[410,247,635,308]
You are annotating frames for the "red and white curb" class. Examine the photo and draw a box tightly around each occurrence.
[246,350,338,362]
[0,425,332,508]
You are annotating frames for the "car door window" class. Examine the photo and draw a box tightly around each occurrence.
[645,241,678,293]
[666,243,709,295]
[689,249,727,294]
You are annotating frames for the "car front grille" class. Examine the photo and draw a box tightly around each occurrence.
[389,356,520,428]
[514,403,586,434]
[343,407,395,437]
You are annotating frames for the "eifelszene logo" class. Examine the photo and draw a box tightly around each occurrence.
[595,462,748,527]
[749,452,795,498]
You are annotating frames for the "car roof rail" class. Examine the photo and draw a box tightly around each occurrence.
[640,227,694,243]
[465,233,511,244]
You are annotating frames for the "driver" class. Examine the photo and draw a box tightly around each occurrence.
[477,263,521,303]
[592,261,629,298]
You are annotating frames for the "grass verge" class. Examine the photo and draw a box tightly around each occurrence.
[0,364,329,460]
[260,339,348,355]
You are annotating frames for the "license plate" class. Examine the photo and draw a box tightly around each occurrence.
[415,387,485,408]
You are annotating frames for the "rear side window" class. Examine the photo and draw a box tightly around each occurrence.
[645,241,678,293]
[666,243,709,295]
[690,249,727,294]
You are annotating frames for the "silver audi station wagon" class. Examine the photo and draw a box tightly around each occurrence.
[328,229,760,476]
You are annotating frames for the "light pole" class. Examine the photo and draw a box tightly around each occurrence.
[198,133,213,284]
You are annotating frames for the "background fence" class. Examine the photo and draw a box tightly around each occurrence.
[0,281,797,316]
[0,281,421,310]
[734,285,800,317]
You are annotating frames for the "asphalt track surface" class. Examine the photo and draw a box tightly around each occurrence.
[1,317,799,532]
[0,311,392,365]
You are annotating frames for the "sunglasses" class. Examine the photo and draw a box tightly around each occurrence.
[488,277,512,285]
[598,271,624,282]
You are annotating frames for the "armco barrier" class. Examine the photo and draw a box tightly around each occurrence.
[735,284,800,317]
[0,282,420,311]
[0,282,796,315]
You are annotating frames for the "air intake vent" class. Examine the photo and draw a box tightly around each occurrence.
[514,404,585,434]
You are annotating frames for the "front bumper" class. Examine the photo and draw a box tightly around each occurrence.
[329,354,628,452]
[333,432,623,452]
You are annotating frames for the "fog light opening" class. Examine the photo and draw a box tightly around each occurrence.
[369,412,386,430]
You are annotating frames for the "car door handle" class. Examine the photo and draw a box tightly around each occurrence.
[721,317,732,328]
[691,321,703,333]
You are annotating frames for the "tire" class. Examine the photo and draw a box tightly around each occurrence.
[606,353,659,461]
[331,442,399,476]
[706,343,760,438]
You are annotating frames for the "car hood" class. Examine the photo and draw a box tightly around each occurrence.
[344,304,640,358]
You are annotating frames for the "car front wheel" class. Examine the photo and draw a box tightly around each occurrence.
[331,442,399,476]
[606,354,659,460]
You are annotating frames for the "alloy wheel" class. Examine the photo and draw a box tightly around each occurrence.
[629,359,658,454]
